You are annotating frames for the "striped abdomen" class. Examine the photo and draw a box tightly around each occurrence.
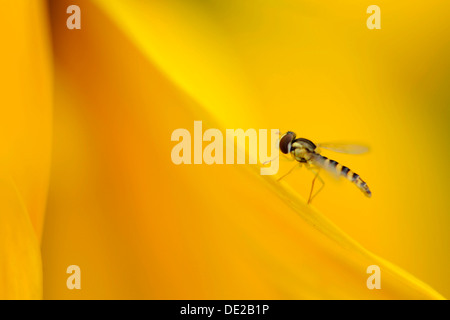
[313,154,372,198]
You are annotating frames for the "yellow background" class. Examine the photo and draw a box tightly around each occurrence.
[1,0,449,299]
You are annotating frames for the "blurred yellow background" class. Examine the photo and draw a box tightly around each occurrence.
[1,0,449,299]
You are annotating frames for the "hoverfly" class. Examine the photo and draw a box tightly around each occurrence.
[278,131,372,204]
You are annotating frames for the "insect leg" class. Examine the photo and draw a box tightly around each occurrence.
[307,167,325,204]
[262,156,278,165]
[277,162,302,181]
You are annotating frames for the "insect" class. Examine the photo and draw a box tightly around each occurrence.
[278,131,372,204]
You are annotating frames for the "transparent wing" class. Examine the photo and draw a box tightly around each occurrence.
[317,142,369,155]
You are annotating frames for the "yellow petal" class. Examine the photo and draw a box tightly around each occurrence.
[0,177,42,299]
[0,0,53,240]
[42,0,447,299]
[0,0,50,299]
[90,0,445,299]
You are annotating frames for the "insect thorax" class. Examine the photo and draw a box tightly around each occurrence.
[292,138,317,151]
[291,138,317,162]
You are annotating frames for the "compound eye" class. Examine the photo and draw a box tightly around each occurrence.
[279,132,295,154]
